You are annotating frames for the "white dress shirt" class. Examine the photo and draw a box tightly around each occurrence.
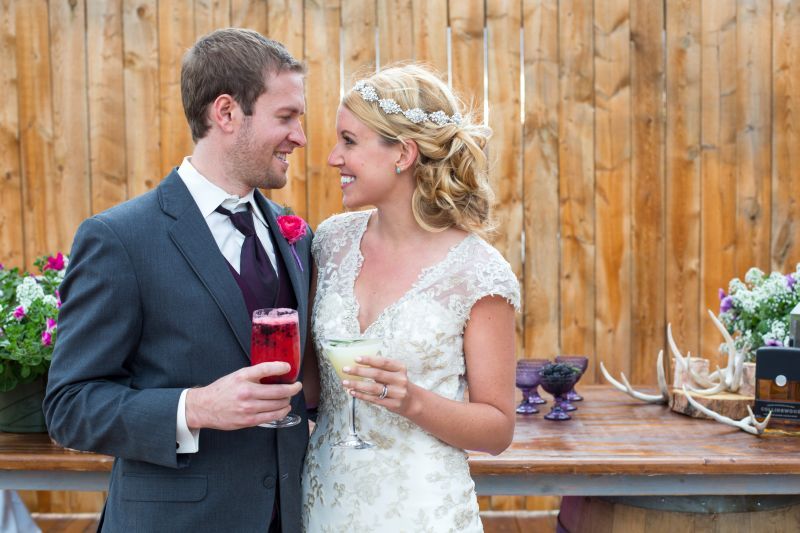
[174,157,279,453]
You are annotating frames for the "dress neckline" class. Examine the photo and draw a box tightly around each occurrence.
[349,210,474,336]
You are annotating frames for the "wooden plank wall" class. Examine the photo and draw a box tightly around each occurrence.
[4,0,800,518]
[3,0,800,383]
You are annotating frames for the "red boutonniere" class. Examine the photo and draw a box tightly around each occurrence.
[277,207,308,272]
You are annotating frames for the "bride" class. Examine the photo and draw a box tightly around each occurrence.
[301,63,519,532]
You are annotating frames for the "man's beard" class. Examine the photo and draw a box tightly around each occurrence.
[230,120,287,191]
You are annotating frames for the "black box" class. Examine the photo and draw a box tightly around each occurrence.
[754,346,800,422]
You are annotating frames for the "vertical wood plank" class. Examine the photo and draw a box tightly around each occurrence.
[0,0,23,269]
[773,0,800,272]
[630,0,665,383]
[268,0,308,219]
[411,0,447,73]
[700,0,737,363]
[486,0,523,356]
[594,0,631,377]
[305,0,341,227]
[449,0,484,121]
[377,0,413,66]
[736,0,772,275]
[195,0,231,37]
[16,0,73,267]
[666,0,702,358]
[123,0,161,196]
[558,0,595,378]
[87,0,128,213]
[42,0,91,261]
[231,0,268,33]
[341,0,377,81]
[158,0,196,176]
[522,0,559,359]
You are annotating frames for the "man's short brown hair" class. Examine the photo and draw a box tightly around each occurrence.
[181,28,304,142]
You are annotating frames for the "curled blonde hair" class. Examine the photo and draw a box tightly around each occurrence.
[342,63,494,235]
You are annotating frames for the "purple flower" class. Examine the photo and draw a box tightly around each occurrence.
[13,306,25,320]
[0,263,4,270]
[43,253,65,272]
[787,274,797,290]
[41,330,52,347]
[45,318,57,332]
[720,296,734,313]
[766,338,783,347]
[718,288,726,300]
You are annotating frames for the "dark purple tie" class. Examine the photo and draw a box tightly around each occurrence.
[215,205,279,314]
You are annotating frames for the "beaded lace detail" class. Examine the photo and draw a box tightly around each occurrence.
[302,209,520,533]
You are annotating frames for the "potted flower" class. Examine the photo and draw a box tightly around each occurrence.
[718,265,800,363]
[0,254,66,432]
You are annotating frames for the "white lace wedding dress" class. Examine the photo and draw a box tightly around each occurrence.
[301,210,520,533]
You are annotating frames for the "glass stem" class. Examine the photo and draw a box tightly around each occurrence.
[349,396,358,436]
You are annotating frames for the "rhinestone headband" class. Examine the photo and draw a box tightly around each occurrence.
[352,80,463,127]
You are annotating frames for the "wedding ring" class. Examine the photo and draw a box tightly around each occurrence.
[378,384,389,400]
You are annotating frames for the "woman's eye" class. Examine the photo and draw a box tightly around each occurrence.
[343,136,354,145]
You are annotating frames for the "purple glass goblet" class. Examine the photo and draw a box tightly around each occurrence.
[515,362,541,414]
[556,355,589,402]
[538,364,580,421]
[517,358,549,405]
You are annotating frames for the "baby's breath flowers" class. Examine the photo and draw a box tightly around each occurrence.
[718,265,800,362]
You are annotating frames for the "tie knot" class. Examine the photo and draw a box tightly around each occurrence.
[216,204,256,237]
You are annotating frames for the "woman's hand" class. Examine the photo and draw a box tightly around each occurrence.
[341,355,420,418]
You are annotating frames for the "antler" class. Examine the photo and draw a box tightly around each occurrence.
[682,386,772,435]
[668,325,717,388]
[707,309,744,392]
[599,350,669,404]
[685,364,728,395]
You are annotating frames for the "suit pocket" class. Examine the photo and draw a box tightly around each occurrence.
[120,473,207,502]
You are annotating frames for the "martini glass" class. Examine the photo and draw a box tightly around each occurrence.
[322,338,382,449]
[556,355,589,402]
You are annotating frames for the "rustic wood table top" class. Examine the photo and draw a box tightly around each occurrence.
[0,386,797,480]
[469,385,800,477]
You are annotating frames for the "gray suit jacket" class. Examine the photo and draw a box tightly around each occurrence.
[44,170,312,532]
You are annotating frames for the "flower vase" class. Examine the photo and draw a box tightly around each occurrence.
[0,378,48,433]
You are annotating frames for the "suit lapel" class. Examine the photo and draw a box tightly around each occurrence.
[159,172,251,362]
[255,193,307,332]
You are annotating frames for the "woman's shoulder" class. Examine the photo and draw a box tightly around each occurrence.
[312,210,372,259]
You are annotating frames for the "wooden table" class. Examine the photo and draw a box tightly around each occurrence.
[0,386,799,497]
[472,385,800,496]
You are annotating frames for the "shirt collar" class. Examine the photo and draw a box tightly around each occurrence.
[177,157,268,227]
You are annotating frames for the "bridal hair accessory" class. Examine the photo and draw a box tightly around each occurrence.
[353,80,463,127]
[276,206,308,272]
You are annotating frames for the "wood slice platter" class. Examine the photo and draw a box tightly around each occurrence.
[670,389,754,420]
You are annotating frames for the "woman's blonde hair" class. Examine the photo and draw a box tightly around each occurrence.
[342,63,494,235]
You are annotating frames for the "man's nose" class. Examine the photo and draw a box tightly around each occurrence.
[290,122,307,147]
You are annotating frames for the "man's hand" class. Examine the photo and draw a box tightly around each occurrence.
[185,362,303,430]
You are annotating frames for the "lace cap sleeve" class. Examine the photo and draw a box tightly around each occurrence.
[463,239,521,313]
[311,211,370,268]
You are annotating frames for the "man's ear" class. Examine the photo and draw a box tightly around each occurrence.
[208,94,240,134]
[396,139,419,172]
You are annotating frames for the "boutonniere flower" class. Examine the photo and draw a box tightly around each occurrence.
[277,206,308,272]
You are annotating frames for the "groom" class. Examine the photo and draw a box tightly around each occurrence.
[44,29,311,532]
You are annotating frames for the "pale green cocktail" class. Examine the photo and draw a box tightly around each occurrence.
[321,338,382,450]
[323,338,382,382]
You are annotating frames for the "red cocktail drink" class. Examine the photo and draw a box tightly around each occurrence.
[251,308,301,384]
[251,308,302,428]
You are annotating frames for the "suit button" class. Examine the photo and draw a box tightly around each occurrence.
[263,475,276,489]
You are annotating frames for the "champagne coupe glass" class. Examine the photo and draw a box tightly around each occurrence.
[251,308,302,428]
[518,358,549,405]
[538,363,580,421]
[515,361,541,414]
[556,355,589,402]
[323,338,383,450]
